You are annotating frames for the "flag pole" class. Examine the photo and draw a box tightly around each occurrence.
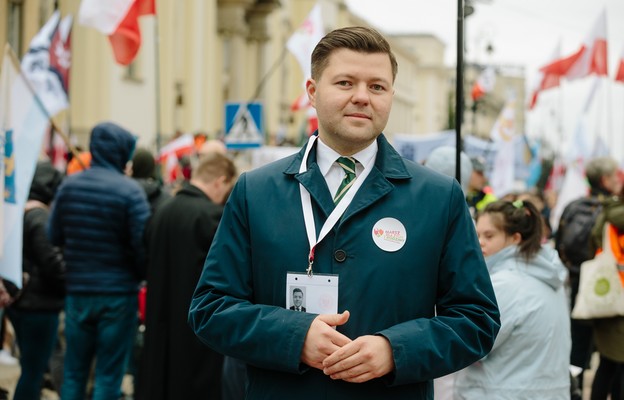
[455,0,465,183]
[250,47,289,102]
[606,77,613,151]
[4,44,86,170]
[153,12,163,153]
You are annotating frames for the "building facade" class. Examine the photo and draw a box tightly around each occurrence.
[1,0,524,153]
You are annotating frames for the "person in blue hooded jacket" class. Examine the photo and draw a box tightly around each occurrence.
[189,26,500,399]
[455,200,571,399]
[48,121,150,400]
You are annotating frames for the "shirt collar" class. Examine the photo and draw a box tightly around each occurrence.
[316,137,378,176]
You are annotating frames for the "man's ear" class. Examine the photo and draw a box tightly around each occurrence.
[305,79,317,107]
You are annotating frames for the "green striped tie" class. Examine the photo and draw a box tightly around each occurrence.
[334,157,357,204]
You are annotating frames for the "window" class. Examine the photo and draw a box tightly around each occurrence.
[7,0,24,54]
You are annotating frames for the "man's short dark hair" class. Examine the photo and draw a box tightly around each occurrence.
[293,287,303,295]
[310,26,398,82]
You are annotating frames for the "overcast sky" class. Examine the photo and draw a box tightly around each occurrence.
[344,1,624,83]
[343,0,624,162]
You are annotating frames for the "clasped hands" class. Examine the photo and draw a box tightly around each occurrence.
[300,310,395,383]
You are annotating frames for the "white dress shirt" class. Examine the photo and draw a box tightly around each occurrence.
[315,138,378,198]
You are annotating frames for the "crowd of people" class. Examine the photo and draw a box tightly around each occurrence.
[0,25,622,400]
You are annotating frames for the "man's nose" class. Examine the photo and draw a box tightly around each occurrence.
[351,83,370,104]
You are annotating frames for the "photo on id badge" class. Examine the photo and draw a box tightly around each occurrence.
[286,273,339,314]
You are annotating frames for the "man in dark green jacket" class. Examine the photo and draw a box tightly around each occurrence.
[189,26,500,399]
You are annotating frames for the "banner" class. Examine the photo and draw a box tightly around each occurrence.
[0,45,51,287]
[393,130,455,164]
[21,11,73,170]
[21,11,72,117]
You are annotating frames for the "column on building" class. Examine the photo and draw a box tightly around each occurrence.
[246,0,280,100]
[217,0,255,101]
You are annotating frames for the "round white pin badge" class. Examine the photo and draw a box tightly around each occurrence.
[371,217,407,252]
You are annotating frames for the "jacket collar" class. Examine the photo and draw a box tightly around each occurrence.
[178,183,213,203]
[284,133,411,179]
[285,133,411,220]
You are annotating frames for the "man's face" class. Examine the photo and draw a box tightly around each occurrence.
[469,170,487,191]
[602,171,623,196]
[306,48,394,156]
[293,291,303,307]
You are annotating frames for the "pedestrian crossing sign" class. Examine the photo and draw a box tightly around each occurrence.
[224,102,264,149]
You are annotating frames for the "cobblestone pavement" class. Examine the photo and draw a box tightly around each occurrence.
[0,356,596,400]
[0,363,134,400]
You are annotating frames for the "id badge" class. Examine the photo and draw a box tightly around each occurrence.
[286,272,339,314]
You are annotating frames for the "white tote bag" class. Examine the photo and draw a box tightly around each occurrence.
[571,223,624,320]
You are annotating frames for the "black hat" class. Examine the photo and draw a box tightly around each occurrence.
[29,161,63,204]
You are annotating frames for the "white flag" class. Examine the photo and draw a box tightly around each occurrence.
[286,3,324,83]
[489,99,517,197]
[0,45,51,287]
[549,163,589,231]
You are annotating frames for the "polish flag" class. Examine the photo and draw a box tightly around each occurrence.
[157,133,195,184]
[615,45,624,83]
[290,92,309,111]
[529,41,561,109]
[471,67,496,101]
[539,9,608,80]
[157,133,195,163]
[78,0,156,66]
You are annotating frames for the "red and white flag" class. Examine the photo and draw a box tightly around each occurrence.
[471,67,496,101]
[157,134,195,184]
[615,44,624,83]
[157,133,195,163]
[529,41,561,109]
[286,3,323,83]
[539,8,608,81]
[290,92,309,112]
[78,0,156,65]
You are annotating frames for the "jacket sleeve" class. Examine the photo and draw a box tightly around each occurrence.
[378,181,501,385]
[25,208,66,294]
[188,174,317,373]
[127,187,151,280]
[605,200,624,231]
[47,187,65,247]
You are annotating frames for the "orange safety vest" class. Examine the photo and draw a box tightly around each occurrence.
[597,224,624,287]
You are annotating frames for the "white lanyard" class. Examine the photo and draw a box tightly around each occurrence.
[299,135,373,276]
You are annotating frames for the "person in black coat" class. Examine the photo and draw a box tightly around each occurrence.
[7,160,65,400]
[130,147,172,215]
[137,153,237,400]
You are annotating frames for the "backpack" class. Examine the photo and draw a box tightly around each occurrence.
[555,197,602,273]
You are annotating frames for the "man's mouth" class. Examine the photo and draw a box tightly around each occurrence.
[346,113,371,119]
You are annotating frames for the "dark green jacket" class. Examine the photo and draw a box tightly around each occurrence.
[590,196,624,362]
[189,134,500,399]
[590,196,624,255]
